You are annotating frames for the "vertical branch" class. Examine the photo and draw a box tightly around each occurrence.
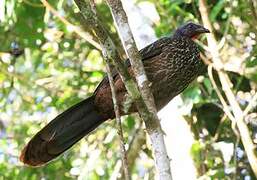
[73,0,172,179]
[199,0,257,177]
[80,1,130,178]
[207,65,236,123]
[117,124,146,179]
[105,0,172,179]
[105,60,131,180]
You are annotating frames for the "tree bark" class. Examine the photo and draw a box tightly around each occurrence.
[105,60,131,180]
[73,0,172,179]
[105,0,172,179]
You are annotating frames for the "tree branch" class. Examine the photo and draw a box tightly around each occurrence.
[105,0,172,179]
[199,0,257,177]
[41,0,101,50]
[73,0,172,179]
[75,1,130,178]
[119,123,146,179]
[105,47,131,180]
[207,65,236,124]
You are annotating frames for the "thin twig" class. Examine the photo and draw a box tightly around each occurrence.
[199,0,257,177]
[79,1,131,178]
[233,136,240,180]
[73,0,172,179]
[41,0,101,50]
[243,92,257,117]
[105,0,172,179]
[248,0,257,21]
[213,114,228,142]
[105,59,131,180]
[208,65,236,123]
[23,0,44,7]
[200,52,212,65]
[118,122,146,179]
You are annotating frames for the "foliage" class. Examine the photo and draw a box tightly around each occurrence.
[0,0,256,179]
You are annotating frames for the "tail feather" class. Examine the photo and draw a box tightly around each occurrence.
[20,96,106,166]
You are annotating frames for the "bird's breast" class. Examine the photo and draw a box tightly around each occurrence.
[144,39,203,110]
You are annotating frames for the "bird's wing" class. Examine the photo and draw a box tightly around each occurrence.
[94,37,170,94]
[139,37,170,61]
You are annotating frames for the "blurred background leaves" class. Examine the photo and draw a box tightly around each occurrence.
[0,0,256,179]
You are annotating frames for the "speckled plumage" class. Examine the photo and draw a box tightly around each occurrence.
[20,22,209,166]
[94,35,204,118]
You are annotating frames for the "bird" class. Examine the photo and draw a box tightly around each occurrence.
[20,22,210,166]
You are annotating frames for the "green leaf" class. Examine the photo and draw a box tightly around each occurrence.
[245,56,257,67]
[182,85,202,104]
[210,0,226,22]
[126,115,135,130]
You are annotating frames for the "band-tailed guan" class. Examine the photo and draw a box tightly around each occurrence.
[20,22,209,166]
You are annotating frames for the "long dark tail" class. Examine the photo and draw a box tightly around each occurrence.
[20,96,106,167]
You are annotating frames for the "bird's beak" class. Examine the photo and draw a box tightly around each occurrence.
[196,26,210,34]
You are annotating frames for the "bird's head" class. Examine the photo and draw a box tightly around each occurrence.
[174,22,210,39]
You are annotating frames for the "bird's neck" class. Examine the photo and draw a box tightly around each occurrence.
[173,29,183,38]
[173,30,196,41]
[172,33,193,45]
